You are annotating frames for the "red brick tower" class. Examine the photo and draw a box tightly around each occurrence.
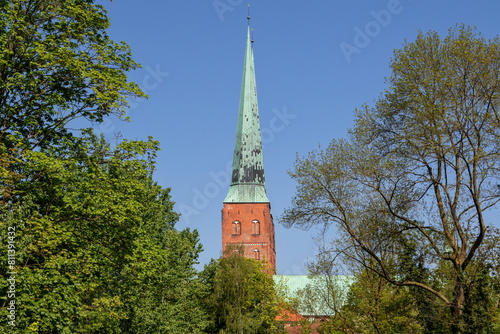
[221,22,276,273]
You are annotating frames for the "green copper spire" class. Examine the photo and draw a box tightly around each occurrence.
[224,25,269,203]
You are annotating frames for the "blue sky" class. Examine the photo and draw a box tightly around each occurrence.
[95,0,500,274]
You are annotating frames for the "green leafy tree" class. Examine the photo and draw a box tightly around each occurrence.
[203,252,282,334]
[326,269,423,334]
[0,1,209,332]
[0,0,146,219]
[198,259,221,333]
[282,25,500,333]
[0,0,145,151]
[461,230,500,334]
[0,133,205,333]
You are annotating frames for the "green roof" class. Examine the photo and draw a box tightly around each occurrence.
[274,275,355,317]
[224,26,269,203]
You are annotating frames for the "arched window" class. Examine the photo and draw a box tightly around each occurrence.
[252,220,260,235]
[253,249,260,260]
[232,221,241,235]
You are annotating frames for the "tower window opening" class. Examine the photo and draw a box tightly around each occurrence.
[232,221,241,235]
[254,249,260,260]
[252,220,260,235]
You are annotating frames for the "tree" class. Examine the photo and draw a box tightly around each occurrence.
[281,25,500,333]
[202,252,282,334]
[0,0,146,217]
[0,133,206,333]
[326,268,423,334]
[292,251,423,334]
[0,0,145,151]
[0,1,209,332]
[461,230,500,333]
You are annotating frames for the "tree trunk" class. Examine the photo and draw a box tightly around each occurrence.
[450,278,465,334]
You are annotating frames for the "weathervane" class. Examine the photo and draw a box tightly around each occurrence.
[247,4,254,43]
[247,3,251,22]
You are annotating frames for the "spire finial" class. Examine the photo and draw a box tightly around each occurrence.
[224,7,268,203]
[247,4,254,44]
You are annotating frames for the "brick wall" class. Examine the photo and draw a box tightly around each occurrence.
[221,202,276,272]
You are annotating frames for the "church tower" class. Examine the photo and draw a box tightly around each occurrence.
[221,22,276,273]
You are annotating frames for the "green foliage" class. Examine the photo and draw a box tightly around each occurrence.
[0,1,210,332]
[0,0,146,150]
[282,25,500,333]
[461,235,500,334]
[330,270,423,334]
[202,254,281,334]
[0,134,205,333]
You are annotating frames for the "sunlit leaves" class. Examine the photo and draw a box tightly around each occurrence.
[202,254,281,334]
[282,25,500,333]
[0,0,146,150]
[0,133,204,332]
